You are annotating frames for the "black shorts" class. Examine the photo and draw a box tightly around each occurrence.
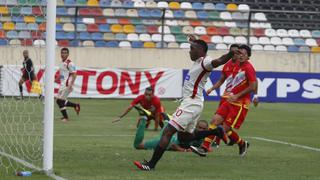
[22,72,35,81]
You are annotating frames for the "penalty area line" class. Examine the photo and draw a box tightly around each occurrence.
[247,136,320,152]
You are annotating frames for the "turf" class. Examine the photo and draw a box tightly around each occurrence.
[1,99,319,180]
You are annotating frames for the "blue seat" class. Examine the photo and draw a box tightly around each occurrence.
[122,0,133,8]
[215,3,226,10]
[0,39,8,46]
[20,7,32,15]
[150,9,162,18]
[79,32,91,40]
[131,41,143,48]
[15,23,28,30]
[56,32,67,40]
[107,19,118,24]
[135,25,147,33]
[56,24,63,31]
[311,30,320,38]
[197,11,208,19]
[236,22,247,28]
[70,40,80,47]
[18,31,31,39]
[293,38,305,46]
[99,0,110,7]
[192,2,204,10]
[6,31,18,39]
[28,23,38,31]
[40,0,46,6]
[91,33,103,40]
[115,9,126,17]
[95,40,107,47]
[156,42,167,48]
[115,33,126,41]
[287,45,299,52]
[66,32,76,39]
[208,43,216,50]
[173,10,185,18]
[57,7,68,16]
[12,16,24,23]
[106,41,119,47]
[99,24,111,32]
[299,46,310,52]
[138,9,150,18]
[64,0,76,6]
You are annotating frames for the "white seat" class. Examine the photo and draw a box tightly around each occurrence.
[282,37,294,45]
[252,44,263,51]
[151,34,162,42]
[220,12,232,20]
[164,34,175,42]
[305,38,317,46]
[9,39,21,45]
[300,29,312,38]
[288,29,300,37]
[264,45,275,51]
[225,22,237,28]
[211,36,223,43]
[82,18,95,24]
[250,22,261,29]
[180,43,190,49]
[265,29,276,37]
[157,1,168,8]
[260,22,271,29]
[127,33,139,41]
[276,29,288,37]
[213,21,225,27]
[127,9,138,17]
[180,2,192,9]
[250,37,259,44]
[168,42,179,48]
[33,39,46,47]
[223,36,235,44]
[203,3,215,10]
[139,34,151,41]
[165,20,178,26]
[103,8,114,16]
[63,23,75,32]
[178,20,190,26]
[254,13,267,21]
[194,26,206,35]
[238,4,250,11]
[235,36,247,44]
[259,37,270,45]
[182,26,194,34]
[165,10,173,18]
[185,10,197,18]
[270,37,282,45]
[134,1,145,7]
[158,26,170,34]
[119,41,131,48]
[216,43,228,50]
[145,1,157,8]
[82,40,94,46]
[275,45,287,51]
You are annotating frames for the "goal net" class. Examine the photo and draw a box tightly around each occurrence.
[0,0,47,176]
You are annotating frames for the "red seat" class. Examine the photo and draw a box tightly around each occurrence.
[206,27,217,35]
[95,18,107,24]
[87,24,99,32]
[91,8,103,16]
[190,20,202,27]
[199,35,211,43]
[147,26,158,34]
[58,40,70,47]
[32,7,43,16]
[0,31,6,39]
[253,28,265,37]
[217,27,230,36]
[21,39,33,46]
[31,31,43,39]
[118,18,130,25]
[316,39,320,46]
[79,8,91,16]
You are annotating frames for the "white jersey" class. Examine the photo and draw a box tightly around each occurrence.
[183,56,214,101]
[59,59,76,88]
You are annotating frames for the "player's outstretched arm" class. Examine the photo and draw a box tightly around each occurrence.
[112,106,133,123]
[210,51,235,68]
[229,81,257,102]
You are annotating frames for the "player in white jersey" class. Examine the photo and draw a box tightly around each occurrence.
[134,36,241,171]
[56,48,80,122]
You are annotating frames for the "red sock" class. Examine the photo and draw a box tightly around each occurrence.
[228,130,244,146]
[203,135,215,150]
[215,137,221,146]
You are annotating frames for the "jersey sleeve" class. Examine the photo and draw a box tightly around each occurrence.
[68,62,77,73]
[246,64,257,82]
[130,95,143,107]
[201,56,214,72]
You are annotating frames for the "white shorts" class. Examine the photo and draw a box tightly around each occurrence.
[56,87,72,100]
[169,97,203,133]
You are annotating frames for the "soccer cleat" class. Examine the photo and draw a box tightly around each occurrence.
[133,160,153,171]
[239,141,250,157]
[75,104,80,115]
[227,140,236,146]
[190,146,208,157]
[133,105,151,117]
[61,118,69,123]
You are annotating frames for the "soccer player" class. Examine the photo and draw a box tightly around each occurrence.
[113,87,165,130]
[55,48,80,122]
[191,44,257,157]
[133,36,240,171]
[18,50,36,99]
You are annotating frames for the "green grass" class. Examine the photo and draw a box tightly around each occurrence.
[1,99,320,180]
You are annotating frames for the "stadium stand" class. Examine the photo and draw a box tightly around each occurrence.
[0,0,319,52]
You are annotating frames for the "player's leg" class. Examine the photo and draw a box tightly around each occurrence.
[18,78,25,99]
[134,117,147,149]
[65,99,80,115]
[56,98,68,121]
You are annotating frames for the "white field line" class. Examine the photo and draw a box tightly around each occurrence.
[0,151,67,180]
[247,136,320,152]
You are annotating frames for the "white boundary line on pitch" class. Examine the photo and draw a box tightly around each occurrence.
[0,151,67,180]
[247,136,320,152]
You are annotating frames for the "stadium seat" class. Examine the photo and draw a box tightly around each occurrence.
[135,25,147,33]
[207,27,217,35]
[157,1,168,8]
[111,24,123,33]
[119,41,131,48]
[31,31,43,39]
[311,46,320,53]
[270,37,283,45]
[20,7,32,15]
[180,43,190,49]
[122,0,133,8]
[226,3,238,11]
[207,11,219,20]
[99,24,110,33]
[276,29,288,37]
[99,0,110,7]
[254,13,267,21]
[252,44,263,51]
[131,41,143,48]
[9,39,21,45]
[230,28,242,36]
[118,18,130,25]
[0,6,9,14]
[199,35,211,43]
[288,29,300,37]
[15,23,28,30]
[70,40,80,47]
[146,25,157,34]
[217,27,230,36]
[158,26,170,34]
[7,0,18,5]
[164,34,175,42]
[94,40,107,47]
[293,38,305,46]
[249,37,259,44]
[235,36,247,44]
[107,19,119,24]
[182,26,194,34]
[203,3,215,10]
[178,20,190,26]
[82,40,94,46]
[305,38,317,46]
[6,30,18,39]
[3,22,15,31]
[169,2,180,9]
[300,30,312,38]
[238,4,250,11]
[150,9,162,18]
[282,37,294,45]
[127,33,139,41]
[64,0,76,6]
[66,32,76,40]
[32,7,42,16]
[115,33,126,41]
[10,7,20,15]
[185,10,197,19]
[216,43,228,50]
[311,30,320,38]
[151,34,161,42]
[190,21,202,27]
[287,45,299,52]
[67,8,76,15]
[138,9,150,18]
[194,26,206,35]
[87,24,99,32]
[259,37,270,45]
[134,1,145,8]
[265,29,276,37]
[231,12,244,20]
[63,23,74,32]
[180,2,192,9]
[57,7,68,16]
[144,42,156,48]
[175,34,187,43]
[275,45,287,52]
[139,34,151,41]
[299,46,310,52]
[220,12,232,20]
[103,9,114,16]
[91,32,103,40]
[38,23,46,31]
[215,3,226,10]
[225,22,237,28]
[0,31,5,39]
[79,32,91,40]
[103,33,115,41]
[264,45,275,51]
[115,9,127,17]
[223,36,235,44]
[77,24,87,32]
[211,36,223,43]
[168,42,179,48]
[58,40,70,47]
[28,23,39,31]
[127,9,138,17]
[164,10,173,18]
[110,0,122,7]
[33,39,45,47]
[87,0,98,6]
[165,20,178,26]
[192,2,203,10]
[123,25,135,33]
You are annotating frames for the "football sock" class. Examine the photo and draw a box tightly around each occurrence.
[65,100,77,108]
[202,124,217,150]
[56,99,68,119]
[19,84,23,97]
[215,137,221,146]
[60,108,68,119]
[148,145,166,168]
[133,118,147,149]
[228,130,244,146]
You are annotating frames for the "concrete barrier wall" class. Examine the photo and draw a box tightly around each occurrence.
[0,47,319,73]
